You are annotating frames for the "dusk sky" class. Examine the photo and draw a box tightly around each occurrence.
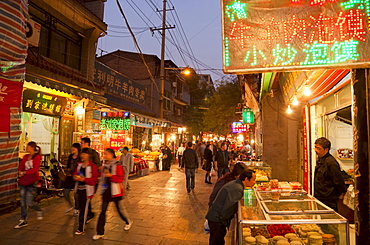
[97,0,224,81]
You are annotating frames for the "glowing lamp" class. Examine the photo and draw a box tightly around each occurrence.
[286,105,293,114]
[303,85,312,96]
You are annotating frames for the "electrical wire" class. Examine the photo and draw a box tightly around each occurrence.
[115,0,160,95]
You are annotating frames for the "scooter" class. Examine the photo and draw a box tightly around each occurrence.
[35,159,64,203]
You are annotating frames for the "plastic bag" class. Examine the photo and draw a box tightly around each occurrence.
[204,220,210,234]
[210,167,217,176]
[343,185,355,210]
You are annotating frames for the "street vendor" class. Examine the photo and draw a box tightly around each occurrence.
[314,137,346,212]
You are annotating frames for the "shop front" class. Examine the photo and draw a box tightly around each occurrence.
[20,88,68,165]
[24,74,107,163]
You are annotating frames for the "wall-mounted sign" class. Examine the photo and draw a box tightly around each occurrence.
[232,122,248,133]
[94,62,146,105]
[222,0,370,73]
[100,111,130,131]
[242,108,254,124]
[22,89,67,117]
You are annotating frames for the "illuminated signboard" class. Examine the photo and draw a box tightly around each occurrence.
[242,108,254,124]
[22,89,67,116]
[100,111,130,131]
[222,0,370,74]
[232,122,248,133]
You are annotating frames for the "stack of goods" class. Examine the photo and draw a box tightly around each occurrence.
[292,224,325,244]
[134,158,149,176]
[289,182,302,190]
[243,227,270,245]
[321,234,336,245]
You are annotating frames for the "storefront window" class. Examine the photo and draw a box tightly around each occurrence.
[20,113,59,158]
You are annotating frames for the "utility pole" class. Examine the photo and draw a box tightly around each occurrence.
[150,0,174,119]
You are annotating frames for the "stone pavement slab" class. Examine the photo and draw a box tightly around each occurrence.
[0,164,234,245]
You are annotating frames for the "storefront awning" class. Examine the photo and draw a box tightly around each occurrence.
[25,74,107,104]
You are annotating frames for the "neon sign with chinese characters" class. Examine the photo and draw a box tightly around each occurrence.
[100,111,131,131]
[222,0,370,73]
[232,122,248,133]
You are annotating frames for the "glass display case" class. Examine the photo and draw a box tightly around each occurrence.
[237,161,272,182]
[238,189,349,245]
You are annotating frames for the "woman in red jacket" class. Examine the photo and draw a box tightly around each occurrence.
[73,148,98,235]
[93,148,132,240]
[14,141,43,229]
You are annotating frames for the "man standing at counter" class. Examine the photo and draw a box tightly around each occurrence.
[314,137,346,212]
[206,169,256,245]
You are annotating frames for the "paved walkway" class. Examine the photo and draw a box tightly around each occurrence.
[0,165,232,245]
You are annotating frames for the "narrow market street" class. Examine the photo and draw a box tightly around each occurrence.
[0,165,232,245]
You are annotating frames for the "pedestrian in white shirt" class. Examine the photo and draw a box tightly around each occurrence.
[177,143,186,168]
[119,147,134,190]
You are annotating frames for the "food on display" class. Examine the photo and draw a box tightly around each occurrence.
[267,224,295,237]
[245,236,256,245]
[255,169,269,181]
[308,235,323,245]
[321,234,336,245]
[289,182,302,190]
[270,179,279,189]
[292,224,324,237]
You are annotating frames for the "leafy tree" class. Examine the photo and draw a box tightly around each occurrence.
[203,78,241,135]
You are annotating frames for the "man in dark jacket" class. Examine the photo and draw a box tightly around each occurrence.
[206,169,256,245]
[314,137,346,212]
[182,142,199,193]
[214,143,230,179]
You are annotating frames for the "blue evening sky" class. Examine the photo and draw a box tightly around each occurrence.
[98,0,224,81]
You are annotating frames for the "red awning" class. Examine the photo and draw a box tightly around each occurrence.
[297,69,349,102]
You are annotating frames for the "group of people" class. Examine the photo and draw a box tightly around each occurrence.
[15,138,135,241]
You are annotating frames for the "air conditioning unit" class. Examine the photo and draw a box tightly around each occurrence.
[172,82,177,87]
[177,109,181,116]
[26,19,41,47]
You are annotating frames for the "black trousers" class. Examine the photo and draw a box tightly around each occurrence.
[178,155,183,167]
[77,189,94,231]
[96,194,129,235]
[208,220,227,245]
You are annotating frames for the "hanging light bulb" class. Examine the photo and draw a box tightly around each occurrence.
[292,96,299,106]
[286,105,293,114]
[303,85,312,96]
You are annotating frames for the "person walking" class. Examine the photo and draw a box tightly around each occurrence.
[73,148,98,235]
[314,137,346,212]
[177,143,186,168]
[93,148,132,240]
[62,143,80,215]
[182,142,199,193]
[208,163,247,207]
[119,147,134,190]
[214,143,230,179]
[80,137,101,167]
[203,144,213,184]
[206,169,256,245]
[161,144,172,171]
[14,142,43,228]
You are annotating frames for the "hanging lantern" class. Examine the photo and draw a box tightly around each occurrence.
[242,108,254,124]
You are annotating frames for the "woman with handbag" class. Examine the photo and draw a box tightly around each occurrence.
[93,148,132,240]
[203,144,213,184]
[14,141,43,228]
[62,143,80,214]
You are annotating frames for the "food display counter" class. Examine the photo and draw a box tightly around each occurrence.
[238,188,349,245]
[237,161,271,182]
